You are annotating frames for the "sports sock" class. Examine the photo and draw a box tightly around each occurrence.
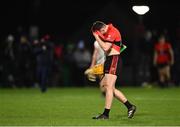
[158,81,165,88]
[124,100,133,109]
[103,108,110,117]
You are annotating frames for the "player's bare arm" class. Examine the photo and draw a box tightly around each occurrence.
[93,32,112,52]
[90,47,98,68]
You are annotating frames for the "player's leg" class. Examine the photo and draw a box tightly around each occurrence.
[93,74,116,119]
[99,77,137,119]
[164,65,171,87]
[113,88,127,103]
[113,88,136,118]
[112,55,136,118]
[99,75,106,96]
[40,66,48,92]
[158,67,166,88]
[165,65,171,80]
[104,74,116,109]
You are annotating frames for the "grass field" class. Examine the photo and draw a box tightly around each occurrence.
[0,86,180,126]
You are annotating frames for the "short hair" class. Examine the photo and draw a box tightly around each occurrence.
[91,21,106,32]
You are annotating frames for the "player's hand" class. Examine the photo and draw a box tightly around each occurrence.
[93,32,98,38]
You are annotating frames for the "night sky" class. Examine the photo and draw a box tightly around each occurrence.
[0,0,179,42]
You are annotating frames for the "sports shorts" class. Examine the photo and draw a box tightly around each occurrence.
[104,55,121,76]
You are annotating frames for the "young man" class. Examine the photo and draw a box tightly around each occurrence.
[153,35,174,87]
[91,21,136,119]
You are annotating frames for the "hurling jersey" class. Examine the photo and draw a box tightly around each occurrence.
[96,24,122,52]
[155,42,172,64]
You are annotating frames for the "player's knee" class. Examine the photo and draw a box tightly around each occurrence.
[104,84,113,92]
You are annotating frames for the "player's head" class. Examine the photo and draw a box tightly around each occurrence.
[91,21,108,34]
[158,35,165,44]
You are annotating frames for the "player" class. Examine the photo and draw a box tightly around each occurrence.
[153,35,174,87]
[91,21,136,119]
[85,40,127,91]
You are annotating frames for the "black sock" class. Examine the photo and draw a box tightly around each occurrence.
[124,100,133,109]
[159,81,165,88]
[103,108,110,117]
[165,79,171,87]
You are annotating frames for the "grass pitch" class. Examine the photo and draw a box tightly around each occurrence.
[0,86,180,126]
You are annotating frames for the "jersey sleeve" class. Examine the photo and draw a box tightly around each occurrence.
[105,32,116,42]
[107,27,121,42]
[167,43,172,49]
[154,43,158,51]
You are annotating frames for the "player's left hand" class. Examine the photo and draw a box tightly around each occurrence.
[93,32,98,38]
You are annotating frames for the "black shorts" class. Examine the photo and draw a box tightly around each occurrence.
[104,55,121,76]
[157,63,169,69]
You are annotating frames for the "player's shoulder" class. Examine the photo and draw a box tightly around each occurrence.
[108,24,121,35]
[165,42,172,49]
[165,42,171,46]
[154,42,160,49]
[109,23,119,31]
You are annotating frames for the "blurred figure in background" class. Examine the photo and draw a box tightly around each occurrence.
[33,34,54,92]
[52,43,64,86]
[2,35,16,87]
[64,42,76,86]
[153,35,174,88]
[73,40,91,86]
[17,35,33,87]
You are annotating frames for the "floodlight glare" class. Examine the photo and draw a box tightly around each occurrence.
[132,6,150,15]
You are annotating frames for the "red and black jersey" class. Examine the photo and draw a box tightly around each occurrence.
[155,42,172,64]
[95,24,122,52]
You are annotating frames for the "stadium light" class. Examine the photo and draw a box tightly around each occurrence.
[132,5,150,15]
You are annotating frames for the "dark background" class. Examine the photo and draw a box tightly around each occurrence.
[0,0,180,87]
[0,0,179,41]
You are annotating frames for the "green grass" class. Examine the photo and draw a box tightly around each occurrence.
[0,86,180,126]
